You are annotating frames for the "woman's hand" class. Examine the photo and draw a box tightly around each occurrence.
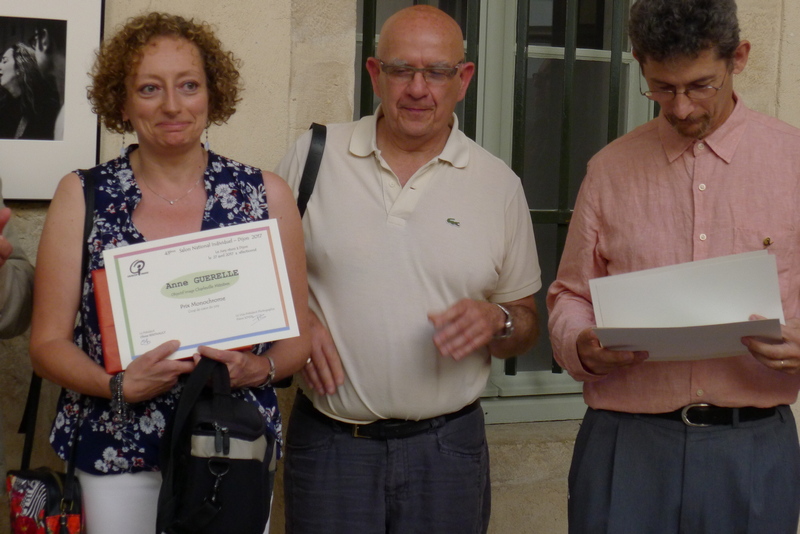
[196,345,270,389]
[123,340,196,403]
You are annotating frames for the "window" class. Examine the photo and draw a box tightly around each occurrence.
[356,0,653,423]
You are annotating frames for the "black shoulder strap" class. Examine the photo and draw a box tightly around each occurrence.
[18,169,95,470]
[17,372,41,470]
[296,122,327,218]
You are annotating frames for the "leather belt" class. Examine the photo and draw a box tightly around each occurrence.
[296,391,481,439]
[651,403,776,427]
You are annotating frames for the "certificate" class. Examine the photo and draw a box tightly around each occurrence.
[590,251,784,361]
[102,220,298,368]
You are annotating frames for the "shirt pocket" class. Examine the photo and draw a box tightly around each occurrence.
[733,227,797,308]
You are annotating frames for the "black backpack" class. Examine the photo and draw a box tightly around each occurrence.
[156,357,276,534]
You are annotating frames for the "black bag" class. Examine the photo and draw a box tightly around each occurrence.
[156,357,276,534]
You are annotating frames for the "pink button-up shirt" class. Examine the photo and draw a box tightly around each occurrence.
[547,96,800,413]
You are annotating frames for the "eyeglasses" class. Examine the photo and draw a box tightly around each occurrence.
[378,60,464,86]
[640,70,728,102]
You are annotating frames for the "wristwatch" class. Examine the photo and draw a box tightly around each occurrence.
[493,304,514,340]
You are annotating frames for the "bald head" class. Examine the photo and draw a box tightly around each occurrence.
[377,6,464,62]
[366,5,474,153]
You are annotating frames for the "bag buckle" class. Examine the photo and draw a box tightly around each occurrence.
[681,403,711,427]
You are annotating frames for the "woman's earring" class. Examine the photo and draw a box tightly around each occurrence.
[120,130,127,159]
[204,128,210,151]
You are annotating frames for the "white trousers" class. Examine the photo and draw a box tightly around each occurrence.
[76,469,161,534]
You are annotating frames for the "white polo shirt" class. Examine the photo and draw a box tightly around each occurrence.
[276,110,541,423]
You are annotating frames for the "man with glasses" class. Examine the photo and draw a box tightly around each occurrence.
[276,5,541,533]
[548,0,800,532]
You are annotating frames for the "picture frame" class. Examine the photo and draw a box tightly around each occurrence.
[0,0,104,199]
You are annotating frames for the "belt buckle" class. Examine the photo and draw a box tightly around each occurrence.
[352,424,372,439]
[681,403,711,427]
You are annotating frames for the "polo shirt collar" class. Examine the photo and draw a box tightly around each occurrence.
[349,105,470,169]
[659,91,747,164]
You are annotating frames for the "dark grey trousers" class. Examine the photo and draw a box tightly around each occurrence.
[568,406,800,534]
[284,392,491,534]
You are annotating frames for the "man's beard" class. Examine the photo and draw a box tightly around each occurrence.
[666,112,712,139]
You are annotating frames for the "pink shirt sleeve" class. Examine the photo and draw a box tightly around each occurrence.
[546,170,608,382]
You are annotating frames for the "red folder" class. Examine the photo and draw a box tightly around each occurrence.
[92,269,122,373]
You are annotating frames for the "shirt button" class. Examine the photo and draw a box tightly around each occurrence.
[699,233,707,241]
[697,142,706,150]
[698,184,706,191]
[696,389,704,397]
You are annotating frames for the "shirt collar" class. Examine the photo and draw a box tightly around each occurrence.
[659,92,747,164]
[350,105,470,169]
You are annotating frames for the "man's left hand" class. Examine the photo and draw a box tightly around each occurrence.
[742,315,800,374]
[428,299,505,361]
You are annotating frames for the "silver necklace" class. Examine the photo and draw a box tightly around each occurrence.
[141,175,203,205]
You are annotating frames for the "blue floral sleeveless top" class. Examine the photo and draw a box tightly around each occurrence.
[50,146,283,475]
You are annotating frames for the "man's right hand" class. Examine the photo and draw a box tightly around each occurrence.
[576,327,648,375]
[302,311,346,395]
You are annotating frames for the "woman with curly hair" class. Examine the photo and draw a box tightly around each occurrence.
[29,12,310,533]
[0,42,60,139]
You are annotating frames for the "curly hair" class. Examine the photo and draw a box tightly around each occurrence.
[88,12,242,133]
[628,0,740,64]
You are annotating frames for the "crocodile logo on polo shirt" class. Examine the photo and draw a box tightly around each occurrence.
[446,218,460,227]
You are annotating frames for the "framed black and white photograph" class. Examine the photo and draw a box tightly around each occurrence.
[0,0,103,199]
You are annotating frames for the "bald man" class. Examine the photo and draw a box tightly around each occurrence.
[275,6,542,533]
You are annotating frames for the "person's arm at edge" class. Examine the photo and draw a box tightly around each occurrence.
[0,202,34,339]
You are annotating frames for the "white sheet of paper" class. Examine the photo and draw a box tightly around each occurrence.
[590,251,784,361]
[103,219,298,367]
[594,319,782,361]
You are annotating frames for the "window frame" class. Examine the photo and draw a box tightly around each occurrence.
[477,0,653,423]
